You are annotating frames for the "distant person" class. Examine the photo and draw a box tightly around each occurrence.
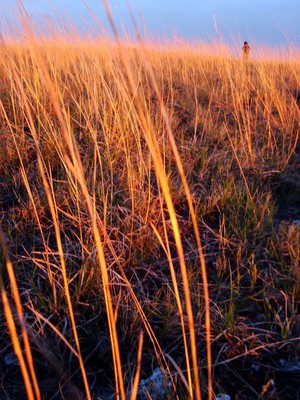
[242,41,250,61]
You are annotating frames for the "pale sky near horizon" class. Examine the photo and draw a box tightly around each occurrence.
[1,0,299,47]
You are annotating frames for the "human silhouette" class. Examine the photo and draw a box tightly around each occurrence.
[242,41,250,61]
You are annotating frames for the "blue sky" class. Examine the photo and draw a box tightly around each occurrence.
[1,1,299,47]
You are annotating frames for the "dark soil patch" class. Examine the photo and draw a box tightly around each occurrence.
[215,361,300,400]
[271,172,300,223]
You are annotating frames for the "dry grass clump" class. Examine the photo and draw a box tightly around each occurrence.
[0,29,300,400]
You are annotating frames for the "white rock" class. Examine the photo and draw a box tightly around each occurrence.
[138,368,171,399]
[215,394,231,400]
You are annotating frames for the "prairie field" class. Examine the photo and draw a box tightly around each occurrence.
[0,27,300,400]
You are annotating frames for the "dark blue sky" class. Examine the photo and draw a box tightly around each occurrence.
[2,1,299,47]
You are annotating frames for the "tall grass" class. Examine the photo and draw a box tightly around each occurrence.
[0,12,300,400]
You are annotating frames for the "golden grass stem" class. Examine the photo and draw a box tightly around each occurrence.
[0,229,41,400]
[130,330,144,400]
